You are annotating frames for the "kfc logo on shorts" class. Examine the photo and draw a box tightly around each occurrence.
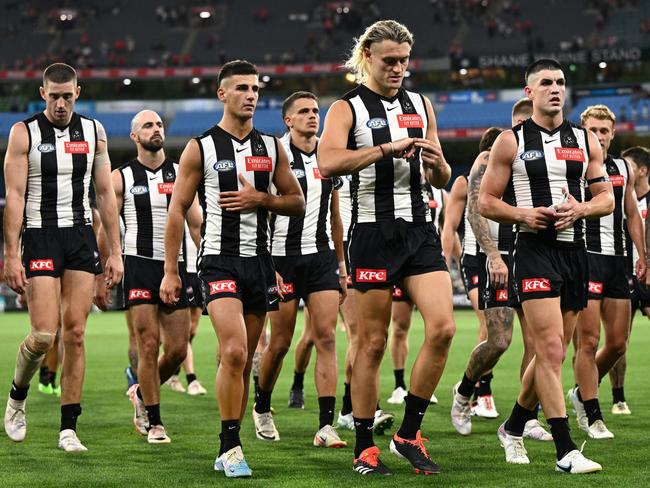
[472,275,479,285]
[554,147,585,162]
[157,182,174,194]
[281,282,294,294]
[209,280,237,295]
[393,286,403,298]
[346,275,352,286]
[29,259,54,271]
[128,289,151,300]
[397,114,424,129]
[356,268,387,283]
[245,156,272,172]
[496,289,509,301]
[522,278,551,292]
[588,281,603,294]
[64,141,90,154]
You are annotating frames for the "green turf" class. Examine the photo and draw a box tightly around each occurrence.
[0,309,648,487]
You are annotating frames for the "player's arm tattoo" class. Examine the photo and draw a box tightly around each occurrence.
[467,156,498,256]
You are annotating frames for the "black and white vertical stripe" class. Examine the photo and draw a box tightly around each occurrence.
[511,119,589,244]
[342,84,431,224]
[586,155,627,256]
[426,184,444,232]
[338,175,353,241]
[120,158,178,261]
[197,125,277,258]
[183,224,198,273]
[23,112,97,228]
[626,190,649,271]
[271,135,333,256]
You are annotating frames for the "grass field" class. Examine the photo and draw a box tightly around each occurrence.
[0,309,649,487]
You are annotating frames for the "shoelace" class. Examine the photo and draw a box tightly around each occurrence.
[259,413,274,431]
[226,448,244,465]
[510,438,527,458]
[400,434,431,458]
[11,410,26,428]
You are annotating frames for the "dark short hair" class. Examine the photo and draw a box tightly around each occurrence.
[525,58,563,84]
[512,98,533,121]
[479,127,503,152]
[218,59,258,86]
[43,63,77,86]
[282,91,319,119]
[622,146,650,171]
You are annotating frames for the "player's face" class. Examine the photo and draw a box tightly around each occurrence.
[583,117,614,154]
[525,69,565,117]
[40,80,80,126]
[366,40,410,92]
[218,74,259,120]
[132,112,165,152]
[285,98,319,137]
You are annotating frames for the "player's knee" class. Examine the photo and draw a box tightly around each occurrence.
[490,333,512,357]
[221,344,247,371]
[362,335,387,361]
[269,337,291,358]
[392,322,409,340]
[606,337,627,358]
[313,328,336,353]
[537,338,564,364]
[167,343,187,365]
[428,320,456,347]
[62,326,85,350]
[25,330,56,355]
[578,333,599,356]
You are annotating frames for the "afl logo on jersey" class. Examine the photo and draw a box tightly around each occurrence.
[213,160,235,172]
[292,169,306,179]
[520,150,544,161]
[37,143,56,153]
[366,118,388,130]
[130,185,149,195]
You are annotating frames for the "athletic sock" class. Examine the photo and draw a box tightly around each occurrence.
[9,381,29,401]
[174,366,181,376]
[457,373,476,399]
[255,388,272,414]
[505,402,534,436]
[221,419,241,454]
[353,417,374,458]
[576,387,583,402]
[341,383,352,415]
[39,366,49,385]
[547,417,577,460]
[186,373,197,385]
[291,371,305,391]
[583,398,603,425]
[612,387,625,404]
[318,396,336,429]
[60,403,81,432]
[396,393,430,439]
[145,404,162,426]
[394,369,406,390]
[528,403,540,422]
[49,371,57,387]
[475,373,493,396]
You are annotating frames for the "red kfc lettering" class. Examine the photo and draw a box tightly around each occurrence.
[496,289,509,301]
[393,286,403,298]
[522,278,551,292]
[128,289,151,300]
[29,259,54,271]
[356,268,388,283]
[472,275,479,285]
[282,282,294,294]
[209,280,237,294]
[588,281,603,294]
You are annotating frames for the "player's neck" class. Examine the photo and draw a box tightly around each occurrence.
[290,131,317,154]
[364,80,399,99]
[531,112,563,132]
[137,149,165,169]
[636,179,650,197]
[43,111,73,128]
[218,113,253,140]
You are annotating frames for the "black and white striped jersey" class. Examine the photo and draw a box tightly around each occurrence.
[271,135,333,256]
[625,189,649,271]
[426,184,444,232]
[586,155,628,256]
[183,224,198,273]
[119,158,179,261]
[196,125,277,258]
[511,119,590,245]
[460,174,479,257]
[342,84,431,224]
[23,112,99,228]
[339,175,353,241]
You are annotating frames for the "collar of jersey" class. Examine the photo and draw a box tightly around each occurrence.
[527,117,567,136]
[41,111,78,132]
[216,124,254,145]
[290,141,318,158]
[135,158,169,174]
[360,83,402,103]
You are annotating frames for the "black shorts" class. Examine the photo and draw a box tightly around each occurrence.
[273,250,340,302]
[631,276,650,315]
[22,226,102,278]
[586,253,630,300]
[512,234,587,311]
[478,251,517,309]
[348,220,447,291]
[392,285,412,302]
[198,254,279,313]
[343,240,353,289]
[186,272,204,309]
[461,253,480,295]
[123,255,188,309]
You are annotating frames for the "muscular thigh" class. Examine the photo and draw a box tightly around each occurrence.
[404,270,454,329]
[26,276,61,332]
[60,269,95,324]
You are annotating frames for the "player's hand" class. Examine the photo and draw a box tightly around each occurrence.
[521,207,556,230]
[275,271,285,300]
[4,255,27,294]
[219,174,264,212]
[636,258,647,283]
[388,137,417,160]
[338,275,348,305]
[93,273,113,311]
[554,189,585,231]
[103,253,123,289]
[414,138,445,170]
[487,253,508,289]
[160,271,182,305]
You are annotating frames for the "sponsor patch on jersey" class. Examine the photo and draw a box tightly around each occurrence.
[397,114,424,129]
[29,259,54,271]
[130,185,149,195]
[37,143,55,153]
[209,280,237,294]
[292,169,306,179]
[157,182,174,194]
[128,288,151,300]
[520,150,544,161]
[312,167,325,179]
[522,278,551,292]
[246,156,272,172]
[428,199,438,209]
[496,289,509,301]
[366,117,388,130]
[588,281,603,294]
[214,160,236,172]
[356,268,387,283]
[554,147,585,162]
[608,174,625,187]
[64,141,89,154]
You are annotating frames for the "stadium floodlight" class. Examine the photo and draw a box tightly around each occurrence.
[599,61,607,69]
[123,78,132,86]
[459,68,468,76]
[191,77,201,84]
[262,75,271,83]
[344,72,356,83]
[199,10,211,19]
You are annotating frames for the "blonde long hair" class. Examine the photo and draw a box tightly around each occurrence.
[344,20,413,84]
